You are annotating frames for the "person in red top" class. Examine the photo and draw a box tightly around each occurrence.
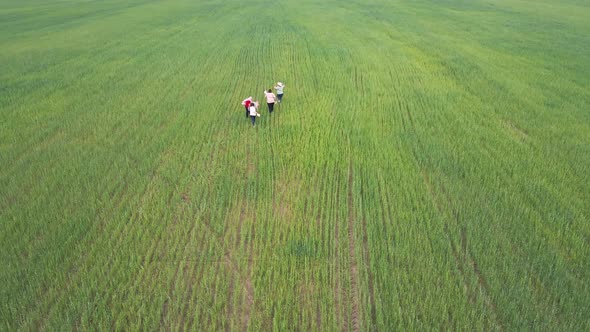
[241,97,253,118]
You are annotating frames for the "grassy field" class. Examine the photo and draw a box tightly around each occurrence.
[1,0,589,330]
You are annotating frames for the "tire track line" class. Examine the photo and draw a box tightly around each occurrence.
[347,160,361,332]
[242,218,255,332]
[158,206,194,331]
[178,218,208,332]
[360,174,378,331]
[241,136,257,332]
[333,170,344,331]
[421,170,503,331]
[158,147,209,330]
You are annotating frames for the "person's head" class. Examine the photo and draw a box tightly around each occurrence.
[268,89,272,93]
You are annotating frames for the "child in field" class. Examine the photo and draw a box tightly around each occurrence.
[263,89,277,114]
[249,101,260,126]
[241,97,253,118]
[274,82,285,103]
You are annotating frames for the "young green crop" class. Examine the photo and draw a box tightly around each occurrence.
[1,0,589,330]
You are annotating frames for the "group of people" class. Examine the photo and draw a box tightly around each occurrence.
[241,82,286,126]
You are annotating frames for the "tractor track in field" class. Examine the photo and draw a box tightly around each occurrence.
[379,173,397,257]
[225,269,236,332]
[160,130,223,330]
[244,160,257,331]
[137,228,163,284]
[421,170,504,331]
[316,160,329,241]
[437,180,504,331]
[411,112,503,329]
[213,197,254,332]
[362,215,378,330]
[311,162,328,329]
[195,221,225,330]
[160,298,170,332]
[170,216,200,331]
[35,171,147,330]
[315,164,325,228]
[360,175,378,331]
[187,224,215,331]
[242,225,255,332]
[181,206,245,330]
[159,186,206,330]
[218,199,236,332]
[1,129,64,181]
[112,146,188,329]
[376,176,394,268]
[347,160,361,332]
[179,218,208,331]
[36,175,136,330]
[231,135,255,332]
[179,76,198,100]
[333,172,345,331]
[406,107,415,128]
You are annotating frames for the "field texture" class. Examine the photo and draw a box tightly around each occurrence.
[1,0,589,330]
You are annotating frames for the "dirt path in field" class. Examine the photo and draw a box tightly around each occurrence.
[347,161,361,332]
[421,171,504,331]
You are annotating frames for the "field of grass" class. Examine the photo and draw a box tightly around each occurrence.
[1,0,589,330]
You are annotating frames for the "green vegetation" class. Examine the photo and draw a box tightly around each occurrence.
[1,0,589,330]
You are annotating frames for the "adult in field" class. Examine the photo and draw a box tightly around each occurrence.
[263,89,277,114]
[274,82,285,103]
[241,96,253,118]
[249,101,260,126]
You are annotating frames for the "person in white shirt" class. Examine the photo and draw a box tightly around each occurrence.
[274,82,285,103]
[241,97,253,118]
[249,101,260,126]
[263,89,277,114]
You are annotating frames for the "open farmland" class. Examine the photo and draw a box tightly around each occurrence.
[1,0,590,330]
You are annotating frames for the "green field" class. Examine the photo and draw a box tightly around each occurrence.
[1,0,589,330]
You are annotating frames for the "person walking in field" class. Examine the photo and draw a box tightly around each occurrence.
[241,96,253,118]
[249,101,260,126]
[274,82,285,103]
[263,89,277,114]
